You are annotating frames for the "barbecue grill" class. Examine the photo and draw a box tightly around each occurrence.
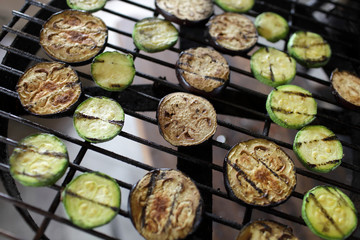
[1,0,360,239]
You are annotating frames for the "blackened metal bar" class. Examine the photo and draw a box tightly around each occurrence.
[12,10,45,25]
[26,0,60,12]
[0,2,30,41]
[2,25,40,42]
[0,228,22,240]
[204,212,242,230]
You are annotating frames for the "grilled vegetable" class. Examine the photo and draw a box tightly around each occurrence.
[294,125,342,173]
[250,47,296,87]
[302,185,358,240]
[73,97,124,143]
[254,12,289,43]
[40,10,108,65]
[91,51,135,91]
[266,85,317,129]
[224,138,296,207]
[207,12,258,54]
[287,31,331,68]
[155,0,213,26]
[214,0,254,13]
[157,92,217,146]
[62,172,121,229]
[129,169,203,240]
[331,69,360,109]
[9,133,68,187]
[236,219,298,240]
[132,17,178,53]
[176,47,230,96]
[66,0,106,12]
[16,62,81,117]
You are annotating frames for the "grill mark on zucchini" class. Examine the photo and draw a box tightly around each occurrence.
[274,89,313,98]
[307,192,345,237]
[307,159,341,169]
[74,112,124,127]
[295,135,338,147]
[324,186,353,212]
[17,144,67,158]
[271,107,316,117]
[177,69,227,83]
[12,170,58,180]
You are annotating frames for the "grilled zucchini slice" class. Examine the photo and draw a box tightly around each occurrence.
[224,139,296,207]
[132,17,178,53]
[214,0,254,13]
[331,69,360,110]
[62,172,121,229]
[66,0,106,12]
[250,47,296,87]
[302,185,358,240]
[129,169,203,240]
[236,219,298,240]
[294,125,342,173]
[73,97,124,143]
[266,85,317,129]
[287,31,331,68]
[91,51,135,91]
[9,133,69,187]
[254,12,289,43]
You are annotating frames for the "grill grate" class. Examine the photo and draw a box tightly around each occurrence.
[0,0,360,239]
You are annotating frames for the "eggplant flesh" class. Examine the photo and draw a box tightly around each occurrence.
[224,139,296,206]
[331,69,360,109]
[129,169,203,240]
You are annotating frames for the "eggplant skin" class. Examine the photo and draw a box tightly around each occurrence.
[129,169,203,240]
[330,69,360,110]
[224,138,296,207]
[40,10,108,65]
[16,62,82,117]
[236,219,298,240]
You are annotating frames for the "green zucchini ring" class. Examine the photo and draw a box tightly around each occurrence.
[302,185,358,240]
[287,31,331,68]
[250,47,296,87]
[91,51,135,91]
[66,0,107,12]
[214,0,254,13]
[62,172,121,229]
[266,85,317,129]
[293,125,343,173]
[254,12,289,43]
[132,17,179,53]
[9,133,69,187]
[73,97,125,143]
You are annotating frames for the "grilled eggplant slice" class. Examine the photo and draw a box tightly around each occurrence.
[250,47,296,87]
[133,17,178,53]
[9,133,69,187]
[73,97,124,143]
[155,0,213,26]
[266,85,317,129]
[91,51,135,91]
[157,92,217,146]
[294,125,342,173]
[302,185,358,240]
[254,12,289,43]
[62,172,121,229]
[176,47,230,96]
[66,0,106,12]
[236,219,298,240]
[214,0,254,13]
[287,31,331,68]
[207,13,258,54]
[16,62,81,117]
[331,69,360,110]
[129,169,203,240]
[224,138,296,207]
[40,10,108,65]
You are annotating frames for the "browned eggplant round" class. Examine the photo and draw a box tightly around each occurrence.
[236,219,299,240]
[175,47,230,96]
[129,169,203,240]
[155,0,214,26]
[224,138,296,207]
[207,12,258,55]
[330,69,360,110]
[157,92,217,146]
[40,10,108,65]
[16,62,82,117]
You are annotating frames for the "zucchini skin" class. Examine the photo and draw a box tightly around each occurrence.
[254,12,289,43]
[302,185,358,240]
[9,133,69,187]
[214,0,254,13]
[293,125,342,173]
[66,0,107,12]
[287,31,331,68]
